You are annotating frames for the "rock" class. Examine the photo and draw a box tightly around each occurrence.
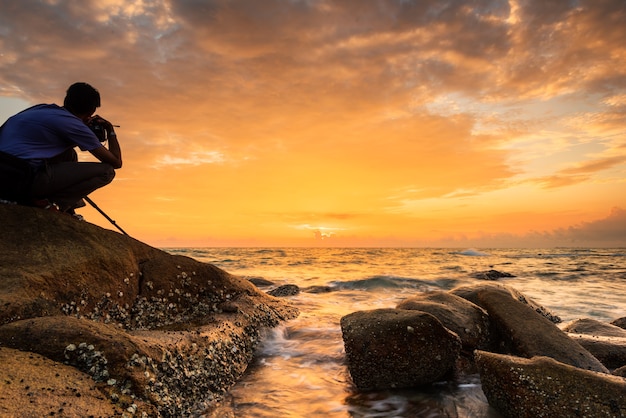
[475,351,626,418]
[396,290,491,351]
[268,284,300,297]
[451,283,562,323]
[0,347,156,417]
[340,309,461,390]
[566,333,626,370]
[476,287,608,373]
[0,204,299,416]
[614,365,626,377]
[562,318,626,337]
[611,317,626,330]
[562,319,626,368]
[303,285,334,293]
[248,277,274,287]
[0,316,161,387]
[470,269,515,280]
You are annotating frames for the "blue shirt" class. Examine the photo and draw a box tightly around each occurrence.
[0,104,102,161]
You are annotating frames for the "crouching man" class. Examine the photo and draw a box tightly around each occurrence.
[0,82,122,217]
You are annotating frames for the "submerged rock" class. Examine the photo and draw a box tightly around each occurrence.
[0,204,298,416]
[340,308,461,390]
[248,277,274,287]
[476,351,626,418]
[303,285,334,293]
[470,269,515,280]
[268,284,300,297]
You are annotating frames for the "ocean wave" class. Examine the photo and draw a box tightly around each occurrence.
[454,249,491,257]
[330,275,427,290]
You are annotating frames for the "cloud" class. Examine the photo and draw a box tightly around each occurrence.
[156,150,225,167]
[534,174,590,189]
[1,0,625,246]
[534,155,626,188]
[559,206,626,244]
[561,155,626,175]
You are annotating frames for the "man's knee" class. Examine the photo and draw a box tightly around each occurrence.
[102,164,116,185]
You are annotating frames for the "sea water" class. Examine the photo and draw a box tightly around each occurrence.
[164,248,626,417]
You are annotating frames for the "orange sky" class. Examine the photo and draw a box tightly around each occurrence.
[1,0,625,247]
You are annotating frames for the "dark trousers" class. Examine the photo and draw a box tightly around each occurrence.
[31,149,115,212]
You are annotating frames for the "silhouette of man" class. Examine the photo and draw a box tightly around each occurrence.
[0,82,122,216]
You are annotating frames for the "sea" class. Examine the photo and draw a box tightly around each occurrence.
[164,247,626,418]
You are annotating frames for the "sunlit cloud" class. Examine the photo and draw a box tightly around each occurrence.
[561,156,626,175]
[156,151,225,167]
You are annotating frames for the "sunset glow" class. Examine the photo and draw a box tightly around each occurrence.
[1,0,625,247]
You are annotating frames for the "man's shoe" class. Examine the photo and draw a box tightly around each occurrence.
[32,199,60,212]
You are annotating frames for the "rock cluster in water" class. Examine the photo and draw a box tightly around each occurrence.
[340,282,626,417]
[0,204,299,417]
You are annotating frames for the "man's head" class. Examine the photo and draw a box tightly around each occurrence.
[63,82,101,120]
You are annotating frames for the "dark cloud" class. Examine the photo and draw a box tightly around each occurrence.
[564,207,626,244]
[502,0,626,97]
[1,0,622,109]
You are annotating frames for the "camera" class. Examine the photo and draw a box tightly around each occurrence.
[87,116,114,142]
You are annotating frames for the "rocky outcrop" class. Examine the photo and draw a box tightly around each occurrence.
[476,351,626,418]
[340,309,461,390]
[341,280,626,417]
[0,204,298,417]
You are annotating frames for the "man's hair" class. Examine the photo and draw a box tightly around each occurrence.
[63,82,101,115]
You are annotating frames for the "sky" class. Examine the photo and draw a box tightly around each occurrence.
[1,0,625,248]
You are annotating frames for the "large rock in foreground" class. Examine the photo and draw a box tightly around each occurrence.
[0,347,149,417]
[476,351,626,418]
[340,309,461,390]
[0,204,298,416]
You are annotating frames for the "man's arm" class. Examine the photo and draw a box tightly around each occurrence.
[90,132,122,168]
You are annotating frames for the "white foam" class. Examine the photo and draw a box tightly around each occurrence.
[457,248,490,256]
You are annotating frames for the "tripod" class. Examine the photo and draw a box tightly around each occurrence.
[84,196,129,236]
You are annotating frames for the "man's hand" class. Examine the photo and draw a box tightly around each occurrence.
[88,115,122,169]
[88,114,114,132]
[87,115,117,141]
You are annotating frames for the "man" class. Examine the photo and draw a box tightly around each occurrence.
[0,82,122,217]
